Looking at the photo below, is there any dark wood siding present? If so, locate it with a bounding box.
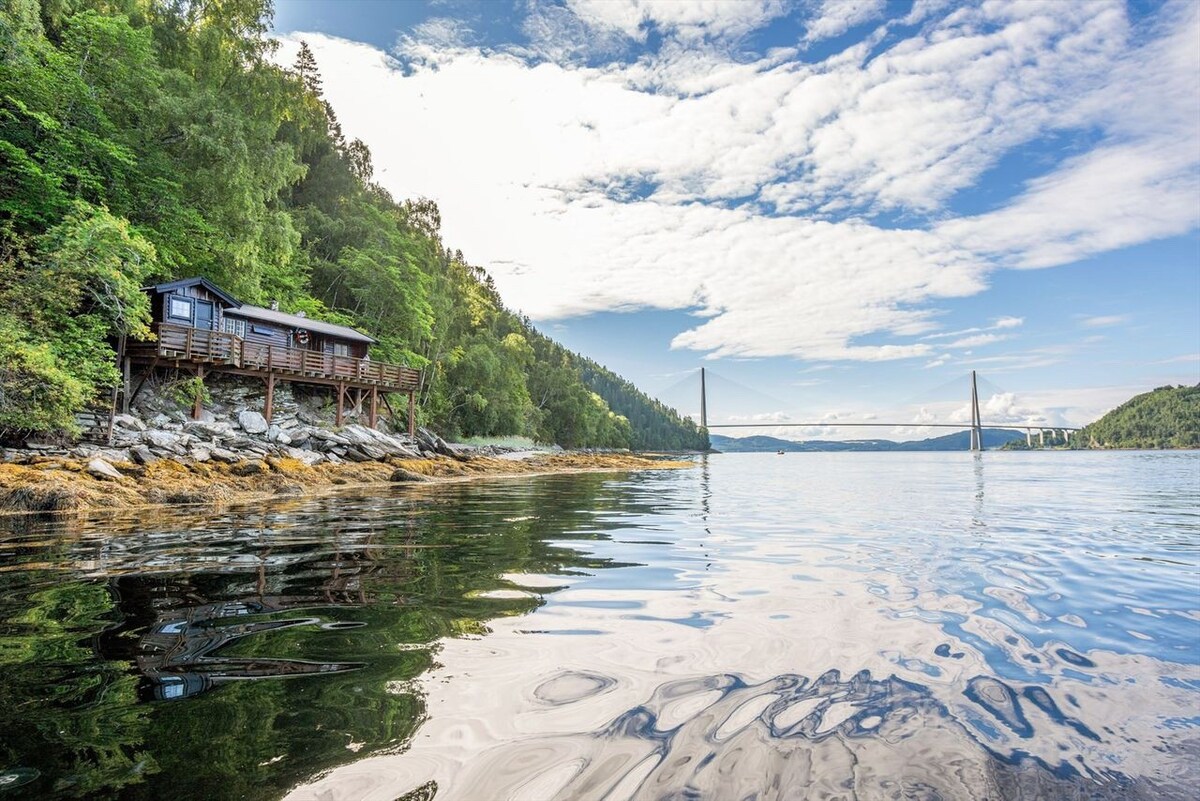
[153,285,234,332]
[225,314,291,348]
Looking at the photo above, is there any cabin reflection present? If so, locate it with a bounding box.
[94,519,411,702]
[136,596,365,702]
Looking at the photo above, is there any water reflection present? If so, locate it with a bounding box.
[0,454,1196,801]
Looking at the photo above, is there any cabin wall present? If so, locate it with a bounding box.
[224,313,291,348]
[152,286,232,331]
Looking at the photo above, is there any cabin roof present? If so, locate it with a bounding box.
[226,304,377,344]
[147,277,241,307]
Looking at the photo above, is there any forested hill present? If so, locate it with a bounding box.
[1074,385,1200,449]
[0,0,707,450]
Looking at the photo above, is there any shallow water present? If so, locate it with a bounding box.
[0,452,1197,800]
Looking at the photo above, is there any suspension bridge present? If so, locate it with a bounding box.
[660,369,1079,451]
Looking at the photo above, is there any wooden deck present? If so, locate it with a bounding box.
[130,323,421,393]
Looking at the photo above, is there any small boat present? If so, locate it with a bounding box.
[776,449,785,455]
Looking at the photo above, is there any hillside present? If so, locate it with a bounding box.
[0,0,704,450]
[1074,385,1200,449]
[710,429,1025,452]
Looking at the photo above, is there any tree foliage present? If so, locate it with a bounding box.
[1074,384,1200,449]
[0,0,707,449]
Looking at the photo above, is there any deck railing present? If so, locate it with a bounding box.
[140,322,420,392]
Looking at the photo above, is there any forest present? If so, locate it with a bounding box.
[1073,384,1200,449]
[0,0,708,450]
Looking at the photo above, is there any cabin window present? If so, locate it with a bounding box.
[168,295,193,322]
[332,342,351,357]
[221,317,246,338]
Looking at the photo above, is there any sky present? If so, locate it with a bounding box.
[271,0,1200,439]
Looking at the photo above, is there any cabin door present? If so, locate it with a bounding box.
[194,300,214,331]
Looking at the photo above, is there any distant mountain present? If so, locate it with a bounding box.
[1073,384,1199,449]
[709,429,1025,453]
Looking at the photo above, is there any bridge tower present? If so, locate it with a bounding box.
[700,367,708,429]
[969,370,983,451]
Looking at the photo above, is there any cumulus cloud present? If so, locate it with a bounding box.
[275,0,1199,364]
[802,0,888,43]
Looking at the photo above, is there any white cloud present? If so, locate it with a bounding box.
[943,333,1010,349]
[276,0,1199,365]
[565,0,790,43]
[802,0,887,43]
[1079,314,1130,328]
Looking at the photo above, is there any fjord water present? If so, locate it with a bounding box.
[0,453,1196,800]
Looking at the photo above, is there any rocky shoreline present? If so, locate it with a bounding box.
[0,411,690,516]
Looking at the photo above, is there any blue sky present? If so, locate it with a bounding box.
[272,0,1199,437]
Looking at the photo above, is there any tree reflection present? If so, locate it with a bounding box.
[0,473,646,800]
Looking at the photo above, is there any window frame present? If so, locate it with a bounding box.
[167,295,194,323]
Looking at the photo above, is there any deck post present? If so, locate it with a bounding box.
[336,383,345,426]
[264,373,275,424]
[184,327,194,360]
[192,366,206,420]
[369,387,378,428]
[407,390,416,437]
[121,353,131,414]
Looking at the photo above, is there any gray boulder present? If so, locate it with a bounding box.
[144,430,182,450]
[238,410,269,434]
[184,420,234,439]
[113,414,146,431]
[86,458,123,481]
[210,447,241,464]
[130,446,158,465]
[267,425,292,445]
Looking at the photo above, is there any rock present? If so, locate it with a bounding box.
[231,460,267,476]
[282,447,324,466]
[210,447,241,464]
[189,447,211,463]
[195,409,217,423]
[390,467,430,482]
[86,458,123,481]
[340,425,377,446]
[130,446,158,465]
[144,430,182,451]
[184,420,234,439]
[238,410,269,434]
[267,425,292,445]
[114,414,147,431]
[312,430,350,446]
[149,413,172,428]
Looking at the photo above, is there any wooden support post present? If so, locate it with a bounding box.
[355,387,363,416]
[264,373,276,424]
[336,383,345,426]
[369,387,378,428]
[407,390,416,437]
[121,354,131,414]
[193,366,206,420]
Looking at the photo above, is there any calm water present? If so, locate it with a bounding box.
[0,452,1197,800]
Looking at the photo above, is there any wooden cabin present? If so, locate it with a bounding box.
[126,277,420,431]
